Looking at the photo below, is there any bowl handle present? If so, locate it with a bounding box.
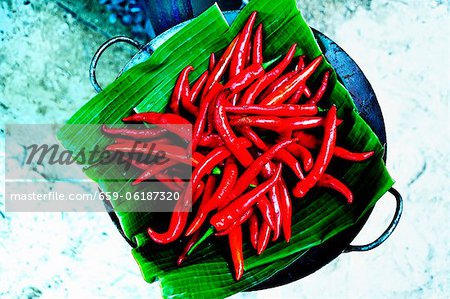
[344,187,403,252]
[89,36,142,93]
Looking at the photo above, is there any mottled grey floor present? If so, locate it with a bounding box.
[0,0,449,298]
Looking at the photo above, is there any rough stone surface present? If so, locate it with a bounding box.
[0,0,449,298]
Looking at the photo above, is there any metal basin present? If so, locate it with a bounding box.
[90,10,403,291]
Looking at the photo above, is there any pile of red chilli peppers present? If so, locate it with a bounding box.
[102,12,374,280]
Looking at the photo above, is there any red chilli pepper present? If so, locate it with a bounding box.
[192,139,251,194]
[293,131,321,149]
[253,23,263,65]
[189,70,209,104]
[209,53,216,72]
[224,63,264,94]
[230,11,257,77]
[170,65,194,114]
[256,195,276,231]
[215,207,254,237]
[154,173,184,192]
[192,152,205,167]
[193,181,205,202]
[286,143,314,171]
[261,160,276,178]
[241,43,297,105]
[293,131,374,161]
[304,86,312,98]
[278,179,292,242]
[228,139,297,200]
[257,221,271,255]
[259,71,296,100]
[246,38,252,67]
[102,125,167,139]
[191,146,230,191]
[236,126,304,179]
[106,141,187,155]
[122,112,191,141]
[268,185,282,241]
[198,134,224,148]
[113,137,137,144]
[214,91,254,167]
[207,158,239,212]
[180,72,207,117]
[205,36,239,91]
[228,11,257,107]
[147,190,190,244]
[177,230,201,265]
[287,85,307,104]
[236,130,302,179]
[122,157,182,191]
[230,116,324,132]
[204,175,219,200]
[106,143,190,166]
[238,130,303,179]
[334,147,374,161]
[235,126,267,150]
[181,83,198,116]
[210,164,282,232]
[275,149,304,179]
[205,94,217,135]
[123,112,190,125]
[248,213,259,249]
[307,70,331,105]
[292,57,312,98]
[317,174,354,203]
[228,226,244,281]
[186,158,239,236]
[296,55,306,71]
[186,175,216,233]
[293,106,337,197]
[184,175,218,236]
[192,83,223,150]
[131,160,178,185]
[225,104,318,116]
[260,56,323,105]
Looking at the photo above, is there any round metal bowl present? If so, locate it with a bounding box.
[91,10,403,291]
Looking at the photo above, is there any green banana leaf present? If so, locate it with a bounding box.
[57,0,394,298]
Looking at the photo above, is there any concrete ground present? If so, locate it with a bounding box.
[0,0,449,298]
